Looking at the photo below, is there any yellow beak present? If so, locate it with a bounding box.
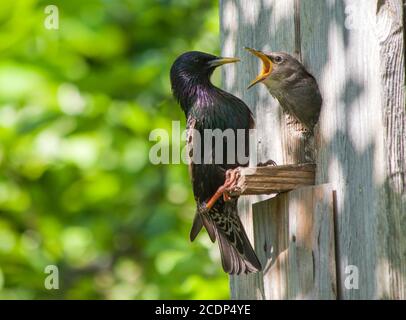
[245,47,273,89]
[208,57,240,67]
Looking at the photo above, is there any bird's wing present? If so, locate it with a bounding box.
[187,116,218,242]
[189,211,203,241]
[217,90,255,165]
[186,117,204,241]
[186,117,196,183]
[190,211,216,242]
[199,212,216,242]
[207,200,261,274]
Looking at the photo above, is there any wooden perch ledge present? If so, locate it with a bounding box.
[228,163,316,196]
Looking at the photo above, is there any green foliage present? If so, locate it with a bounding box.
[0,0,229,299]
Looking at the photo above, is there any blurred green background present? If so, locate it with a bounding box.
[0,0,229,299]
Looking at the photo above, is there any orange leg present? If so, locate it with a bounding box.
[205,169,240,210]
[205,185,227,210]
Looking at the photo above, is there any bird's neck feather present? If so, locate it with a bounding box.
[174,74,217,114]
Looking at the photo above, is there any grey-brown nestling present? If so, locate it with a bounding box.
[246,47,322,130]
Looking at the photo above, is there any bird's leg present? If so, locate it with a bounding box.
[257,159,277,167]
[222,169,240,201]
[204,161,276,211]
[205,185,228,210]
[223,192,232,202]
[205,168,241,210]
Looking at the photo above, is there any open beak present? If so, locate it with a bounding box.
[245,47,273,89]
[208,57,240,67]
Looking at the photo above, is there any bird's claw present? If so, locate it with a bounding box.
[204,168,241,210]
[257,159,277,167]
[223,193,231,202]
[223,168,241,199]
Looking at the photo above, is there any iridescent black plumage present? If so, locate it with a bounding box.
[170,51,261,274]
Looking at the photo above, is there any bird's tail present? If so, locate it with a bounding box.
[207,202,262,275]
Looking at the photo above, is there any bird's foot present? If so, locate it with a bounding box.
[257,159,277,167]
[222,168,241,200]
[204,168,241,210]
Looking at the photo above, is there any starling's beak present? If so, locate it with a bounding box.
[208,57,240,68]
[245,47,273,89]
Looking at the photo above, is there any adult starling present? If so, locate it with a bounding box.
[170,51,261,274]
[245,48,322,130]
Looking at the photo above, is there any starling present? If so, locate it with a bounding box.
[245,47,322,130]
[170,51,261,274]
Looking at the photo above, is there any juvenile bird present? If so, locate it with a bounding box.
[170,51,261,274]
[245,48,322,130]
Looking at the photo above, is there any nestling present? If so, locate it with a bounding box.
[246,47,322,130]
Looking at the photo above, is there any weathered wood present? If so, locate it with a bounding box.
[221,0,405,300]
[231,164,315,195]
[221,0,295,298]
[301,0,405,299]
[221,0,299,299]
[251,184,336,300]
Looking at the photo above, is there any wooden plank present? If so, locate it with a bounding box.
[252,184,337,299]
[233,164,316,195]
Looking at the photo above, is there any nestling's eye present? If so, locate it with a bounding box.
[273,56,283,63]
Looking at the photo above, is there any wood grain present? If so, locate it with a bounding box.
[301,0,405,299]
[231,164,316,195]
[221,0,405,300]
[221,0,296,299]
[253,184,336,299]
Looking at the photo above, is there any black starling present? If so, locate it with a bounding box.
[246,48,322,130]
[170,51,261,274]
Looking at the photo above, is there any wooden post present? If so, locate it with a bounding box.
[252,184,336,299]
[220,0,405,299]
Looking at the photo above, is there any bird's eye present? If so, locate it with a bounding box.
[273,56,283,63]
